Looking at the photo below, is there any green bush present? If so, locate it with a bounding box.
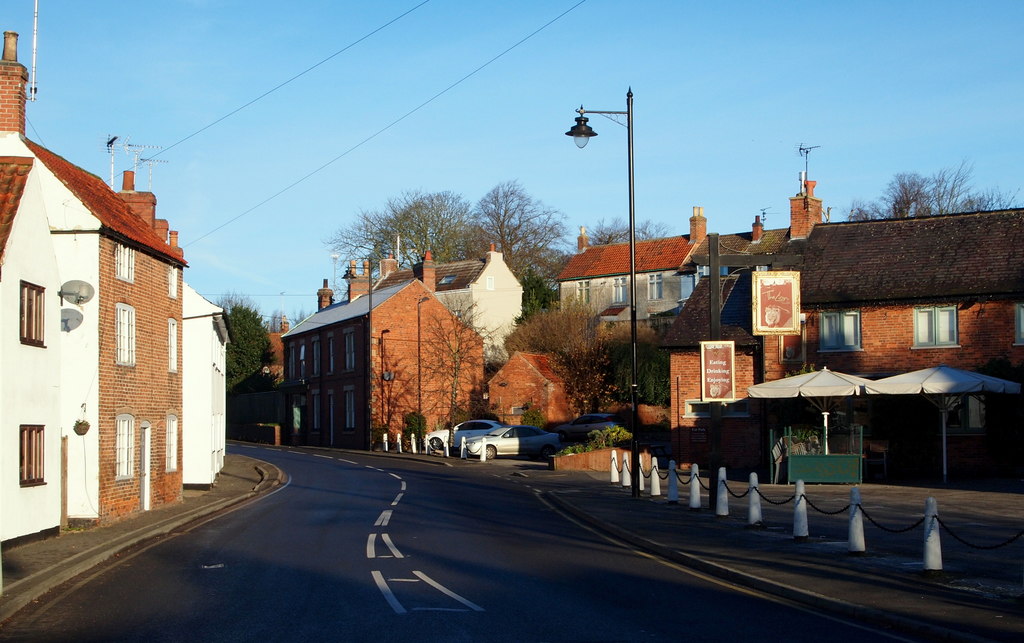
[521,407,546,429]
[556,426,632,456]
[403,412,426,443]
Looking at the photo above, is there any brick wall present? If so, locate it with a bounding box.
[488,354,572,426]
[97,237,183,520]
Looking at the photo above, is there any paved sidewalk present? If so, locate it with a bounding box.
[3,446,1023,642]
[0,453,284,624]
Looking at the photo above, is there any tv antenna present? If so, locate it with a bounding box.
[798,143,820,176]
[123,139,161,175]
[758,207,773,226]
[104,135,124,188]
[139,157,169,190]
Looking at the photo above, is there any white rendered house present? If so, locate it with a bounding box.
[182,284,229,488]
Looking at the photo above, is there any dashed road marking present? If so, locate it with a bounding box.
[375,510,393,527]
[391,492,404,506]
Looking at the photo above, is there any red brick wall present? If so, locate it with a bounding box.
[487,354,572,426]
[97,238,183,520]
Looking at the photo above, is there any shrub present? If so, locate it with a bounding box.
[556,426,632,456]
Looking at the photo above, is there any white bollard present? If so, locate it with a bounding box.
[639,460,646,492]
[849,487,865,554]
[689,463,701,511]
[793,479,809,541]
[924,497,942,572]
[715,467,729,517]
[650,460,662,497]
[383,433,389,453]
[621,453,631,489]
[747,472,763,527]
[667,460,679,503]
[460,436,467,459]
[479,438,487,462]
[411,438,417,454]
[397,438,403,454]
[610,449,620,484]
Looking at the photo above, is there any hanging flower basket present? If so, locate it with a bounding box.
[73,419,90,436]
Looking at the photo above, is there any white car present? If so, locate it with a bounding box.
[426,420,508,453]
[464,425,561,460]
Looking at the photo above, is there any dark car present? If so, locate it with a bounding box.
[552,413,621,441]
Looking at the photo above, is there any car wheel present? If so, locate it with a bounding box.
[540,444,556,458]
[485,444,497,460]
[428,436,445,452]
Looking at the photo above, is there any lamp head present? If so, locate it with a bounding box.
[565,112,597,148]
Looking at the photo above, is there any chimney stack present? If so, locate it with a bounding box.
[752,215,764,242]
[118,169,158,228]
[280,314,290,333]
[789,178,822,239]
[689,206,706,245]
[0,31,28,135]
[346,259,369,302]
[577,226,590,252]
[380,253,398,279]
[317,278,334,310]
[413,250,436,292]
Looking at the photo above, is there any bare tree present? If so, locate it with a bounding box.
[587,217,672,245]
[472,180,569,279]
[420,301,485,431]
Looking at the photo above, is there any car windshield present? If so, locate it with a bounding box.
[486,427,509,437]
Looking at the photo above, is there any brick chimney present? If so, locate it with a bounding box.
[280,314,290,333]
[346,259,369,302]
[317,278,334,310]
[0,32,27,135]
[789,178,823,239]
[577,226,589,252]
[380,253,398,279]
[689,206,706,245]
[118,170,157,228]
[413,250,436,292]
[484,242,501,265]
[751,215,764,242]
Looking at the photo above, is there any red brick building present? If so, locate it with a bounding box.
[281,259,484,449]
[488,352,572,426]
[663,180,1024,478]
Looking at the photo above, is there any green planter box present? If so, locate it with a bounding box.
[788,454,861,484]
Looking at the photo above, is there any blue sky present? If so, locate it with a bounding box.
[9,1,1023,320]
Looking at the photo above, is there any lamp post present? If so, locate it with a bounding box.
[566,88,641,499]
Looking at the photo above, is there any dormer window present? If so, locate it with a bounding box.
[438,275,456,286]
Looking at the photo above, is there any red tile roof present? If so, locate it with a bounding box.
[518,352,562,384]
[557,236,693,281]
[24,140,185,265]
[0,156,33,264]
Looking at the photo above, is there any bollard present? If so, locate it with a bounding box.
[689,463,701,511]
[793,479,809,542]
[667,460,679,503]
[849,486,865,554]
[411,438,417,455]
[383,433,389,453]
[715,467,729,517]
[747,472,763,527]
[397,438,403,454]
[479,438,487,462]
[621,453,631,489]
[923,496,942,572]
[638,460,646,492]
[610,449,620,484]
[650,460,661,497]
[460,436,467,459]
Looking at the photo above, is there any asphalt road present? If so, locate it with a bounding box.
[0,445,920,642]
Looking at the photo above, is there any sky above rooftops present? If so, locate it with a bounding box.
[8,1,1023,320]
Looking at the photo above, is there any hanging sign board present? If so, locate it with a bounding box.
[752,271,801,335]
[700,341,736,402]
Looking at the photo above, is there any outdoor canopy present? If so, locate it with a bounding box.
[747,367,873,455]
[864,365,1021,482]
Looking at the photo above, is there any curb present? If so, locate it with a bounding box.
[544,491,996,643]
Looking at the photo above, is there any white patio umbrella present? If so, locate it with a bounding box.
[748,367,873,454]
[864,365,1021,482]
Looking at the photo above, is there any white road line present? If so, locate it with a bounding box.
[371,571,407,614]
[412,571,484,612]
[400,481,407,491]
[366,466,385,472]
[381,533,404,559]
[366,533,377,559]
[410,607,473,612]
[391,492,404,506]
[389,472,402,480]
[375,510,393,527]
[338,458,357,464]
[313,454,332,459]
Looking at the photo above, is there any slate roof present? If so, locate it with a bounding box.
[800,209,1024,305]
[24,140,185,265]
[661,272,758,348]
[684,227,794,270]
[0,156,33,264]
[557,235,693,281]
[377,257,487,292]
[283,283,406,338]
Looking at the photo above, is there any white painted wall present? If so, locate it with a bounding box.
[435,250,521,362]
[182,284,227,487]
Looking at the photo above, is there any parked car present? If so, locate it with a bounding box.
[425,420,508,453]
[551,413,621,441]
[464,425,561,460]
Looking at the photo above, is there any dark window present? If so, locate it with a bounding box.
[20,425,44,486]
[20,281,45,347]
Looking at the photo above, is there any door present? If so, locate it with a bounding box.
[140,422,151,511]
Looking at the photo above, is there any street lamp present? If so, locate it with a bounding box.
[566,88,641,499]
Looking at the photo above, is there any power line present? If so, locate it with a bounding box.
[186,0,588,246]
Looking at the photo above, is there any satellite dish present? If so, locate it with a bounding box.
[59,280,95,305]
[61,308,84,332]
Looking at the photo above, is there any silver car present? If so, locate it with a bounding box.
[426,420,507,453]
[465,425,561,460]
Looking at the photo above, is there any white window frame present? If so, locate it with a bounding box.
[612,276,628,304]
[486,276,495,290]
[299,343,307,378]
[327,334,335,373]
[168,266,179,299]
[914,305,958,348]
[116,304,137,366]
[116,414,135,479]
[647,273,663,300]
[312,338,321,376]
[115,243,135,282]
[165,415,178,471]
[344,329,356,371]
[1015,303,1024,345]
[576,280,591,303]
[311,390,321,431]
[168,318,178,372]
[344,386,356,431]
[820,310,861,351]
